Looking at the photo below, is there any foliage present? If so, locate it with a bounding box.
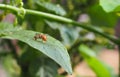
[0,0,119,77]
[100,0,120,12]
[35,0,66,16]
[79,45,116,77]
[0,22,72,74]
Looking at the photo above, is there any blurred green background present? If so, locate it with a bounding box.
[0,0,119,77]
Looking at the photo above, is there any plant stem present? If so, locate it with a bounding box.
[0,4,119,45]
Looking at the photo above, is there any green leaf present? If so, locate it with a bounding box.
[10,0,22,7]
[45,20,79,48]
[79,44,96,58]
[29,57,58,77]
[0,23,72,74]
[2,55,21,77]
[0,22,20,32]
[100,0,120,12]
[0,22,21,37]
[79,44,114,77]
[36,1,66,16]
[88,5,118,27]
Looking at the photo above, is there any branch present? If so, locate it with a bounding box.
[0,4,119,45]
